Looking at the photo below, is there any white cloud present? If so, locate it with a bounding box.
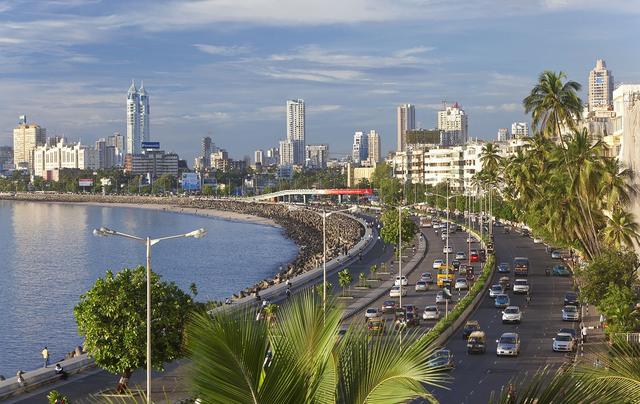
[309,104,341,114]
[469,103,521,113]
[261,68,365,83]
[193,44,251,56]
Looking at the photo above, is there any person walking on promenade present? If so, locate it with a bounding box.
[42,347,49,368]
[582,325,588,343]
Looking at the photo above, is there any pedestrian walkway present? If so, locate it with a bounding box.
[576,302,608,367]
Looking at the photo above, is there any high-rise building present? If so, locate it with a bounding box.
[13,116,46,171]
[437,102,468,146]
[126,80,151,155]
[124,150,178,178]
[397,104,416,152]
[367,130,381,165]
[0,146,13,169]
[497,128,509,142]
[286,99,305,164]
[202,136,212,168]
[266,147,280,166]
[589,59,614,112]
[106,132,124,167]
[254,149,264,165]
[511,122,529,138]
[352,131,369,164]
[305,144,329,168]
[279,140,295,166]
[32,139,99,178]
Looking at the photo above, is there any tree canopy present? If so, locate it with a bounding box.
[380,208,417,245]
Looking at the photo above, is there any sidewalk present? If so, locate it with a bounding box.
[576,302,608,366]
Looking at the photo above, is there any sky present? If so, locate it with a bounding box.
[0,0,639,162]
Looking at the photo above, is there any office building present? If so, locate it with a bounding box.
[367,130,381,165]
[13,116,46,171]
[497,128,509,142]
[511,122,529,138]
[124,150,178,178]
[589,59,614,112]
[0,146,13,169]
[397,104,416,152]
[437,102,468,146]
[352,131,368,164]
[32,139,99,178]
[305,144,329,168]
[254,149,264,165]
[286,99,305,165]
[126,80,151,155]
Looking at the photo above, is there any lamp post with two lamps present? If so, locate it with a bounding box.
[92,226,207,404]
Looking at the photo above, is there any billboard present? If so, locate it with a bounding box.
[181,172,201,191]
[79,178,94,187]
[141,141,160,149]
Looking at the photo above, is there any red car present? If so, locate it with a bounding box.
[470,253,479,262]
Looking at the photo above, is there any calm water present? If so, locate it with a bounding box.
[0,200,297,377]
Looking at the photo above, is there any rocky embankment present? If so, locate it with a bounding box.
[0,194,364,300]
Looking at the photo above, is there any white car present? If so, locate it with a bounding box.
[435,291,447,304]
[562,305,580,321]
[512,279,530,295]
[415,280,428,291]
[422,305,440,320]
[433,259,444,269]
[489,284,504,298]
[395,275,408,286]
[496,333,520,357]
[421,272,434,284]
[553,332,576,352]
[466,235,474,243]
[365,307,380,319]
[454,278,469,290]
[443,246,453,254]
[440,231,448,241]
[455,252,466,260]
[502,306,522,324]
[533,237,543,244]
[389,286,407,298]
[432,222,441,229]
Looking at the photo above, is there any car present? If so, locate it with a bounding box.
[390,286,407,298]
[495,294,510,308]
[470,252,479,262]
[466,235,475,243]
[443,245,453,254]
[454,278,469,290]
[395,275,408,286]
[553,332,576,352]
[564,291,579,306]
[367,318,385,335]
[440,231,448,241]
[365,307,381,319]
[462,320,481,339]
[489,284,504,298]
[422,305,440,320]
[551,250,563,259]
[432,222,441,229]
[562,305,580,321]
[451,260,461,270]
[553,264,571,276]
[455,252,466,260]
[435,291,449,304]
[427,349,454,369]
[404,304,417,314]
[559,328,578,343]
[421,272,434,284]
[502,306,522,324]
[381,300,396,313]
[496,332,521,356]
[415,280,428,291]
[497,262,511,273]
[499,276,511,290]
[449,224,458,232]
[533,237,543,244]
[433,259,444,269]
[512,279,530,295]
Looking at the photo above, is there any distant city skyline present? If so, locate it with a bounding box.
[0,1,638,162]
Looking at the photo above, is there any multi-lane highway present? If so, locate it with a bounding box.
[431,226,576,403]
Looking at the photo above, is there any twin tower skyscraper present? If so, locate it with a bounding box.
[126,80,150,155]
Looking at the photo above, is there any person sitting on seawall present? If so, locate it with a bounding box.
[55,363,68,380]
[16,370,25,387]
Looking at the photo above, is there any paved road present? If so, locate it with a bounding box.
[431,227,577,403]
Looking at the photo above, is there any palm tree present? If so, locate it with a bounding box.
[602,208,640,248]
[187,291,448,403]
[338,268,353,297]
[369,264,378,280]
[480,142,502,179]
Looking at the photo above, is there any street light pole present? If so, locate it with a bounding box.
[93,227,206,404]
[398,205,402,310]
[323,209,327,316]
[445,181,449,318]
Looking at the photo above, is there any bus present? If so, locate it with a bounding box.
[420,216,432,228]
[513,257,530,277]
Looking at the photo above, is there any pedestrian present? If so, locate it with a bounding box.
[16,370,24,386]
[286,279,292,288]
[582,326,588,343]
[599,313,605,328]
[526,292,531,305]
[54,363,67,380]
[42,346,49,368]
[286,288,291,299]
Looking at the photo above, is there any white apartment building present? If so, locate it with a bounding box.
[32,139,99,178]
[13,118,46,171]
[367,130,381,166]
[352,131,368,164]
[511,122,529,138]
[279,139,295,166]
[286,99,305,165]
[397,104,416,152]
[305,144,329,168]
[497,128,509,142]
[438,102,468,145]
[254,149,264,165]
[589,59,614,112]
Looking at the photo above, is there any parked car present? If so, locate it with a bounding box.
[489,284,504,298]
[433,259,444,269]
[502,306,522,324]
[553,265,571,276]
[454,278,469,290]
[381,300,396,313]
[395,275,408,286]
[497,262,511,273]
[552,332,576,352]
[365,307,380,319]
[415,280,428,291]
[564,291,579,306]
[462,320,481,339]
[421,272,434,284]
[427,349,454,369]
[495,294,510,308]
[496,332,520,356]
[562,305,580,321]
[422,305,440,320]
[390,286,407,298]
[455,251,466,260]
[512,279,530,295]
[551,250,563,259]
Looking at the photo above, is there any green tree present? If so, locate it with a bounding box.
[47,390,70,404]
[202,184,214,196]
[576,249,639,306]
[369,264,378,280]
[338,268,353,296]
[74,266,194,390]
[187,291,446,403]
[598,284,639,335]
[358,271,366,287]
[602,208,640,249]
[380,208,417,245]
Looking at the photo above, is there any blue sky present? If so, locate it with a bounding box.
[0,0,638,162]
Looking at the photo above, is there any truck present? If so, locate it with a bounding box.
[513,257,530,277]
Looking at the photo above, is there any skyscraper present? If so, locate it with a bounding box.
[352,131,369,164]
[254,149,264,165]
[13,116,46,172]
[305,144,329,168]
[367,130,381,165]
[202,136,212,168]
[588,59,614,112]
[286,99,305,164]
[126,80,151,155]
[437,102,468,146]
[511,122,529,138]
[397,104,416,152]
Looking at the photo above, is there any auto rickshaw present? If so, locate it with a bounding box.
[467,330,486,354]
